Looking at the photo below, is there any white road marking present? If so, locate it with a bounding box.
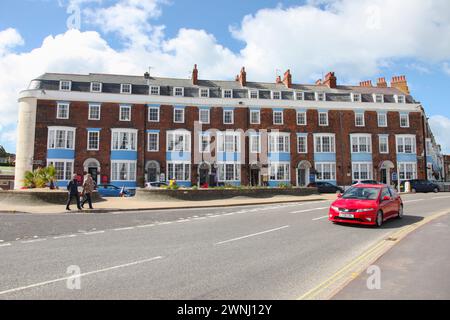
[290,207,329,214]
[83,231,105,235]
[431,196,450,200]
[403,199,425,203]
[192,217,206,220]
[215,225,290,245]
[312,216,329,221]
[0,256,163,296]
[137,224,156,228]
[158,221,173,225]
[0,243,11,248]
[53,235,77,239]
[21,238,47,244]
[113,227,135,231]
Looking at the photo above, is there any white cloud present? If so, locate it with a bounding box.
[0,28,24,56]
[429,115,450,154]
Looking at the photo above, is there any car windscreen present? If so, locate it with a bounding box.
[342,187,380,200]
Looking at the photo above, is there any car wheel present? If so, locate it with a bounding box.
[397,205,403,219]
[433,187,439,193]
[411,188,416,194]
[376,211,383,227]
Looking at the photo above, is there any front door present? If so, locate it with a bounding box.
[148,168,158,183]
[380,168,387,184]
[250,169,260,186]
[297,168,308,187]
[199,169,209,185]
[88,167,98,185]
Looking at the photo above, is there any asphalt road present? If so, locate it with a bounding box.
[0,193,449,299]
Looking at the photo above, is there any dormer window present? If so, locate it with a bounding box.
[315,92,325,101]
[59,80,72,91]
[295,92,304,101]
[351,93,361,102]
[374,94,384,103]
[249,90,259,99]
[395,95,405,103]
[90,82,102,93]
[199,88,209,98]
[120,84,132,94]
[174,87,184,97]
[150,86,160,95]
[223,89,233,99]
[271,91,281,100]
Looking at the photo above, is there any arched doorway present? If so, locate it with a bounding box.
[198,162,211,186]
[146,161,160,183]
[83,158,101,185]
[297,160,312,187]
[379,160,395,185]
[250,163,262,186]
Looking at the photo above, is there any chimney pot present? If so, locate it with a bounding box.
[391,75,410,94]
[238,67,247,87]
[324,71,337,88]
[282,69,292,88]
[192,64,199,85]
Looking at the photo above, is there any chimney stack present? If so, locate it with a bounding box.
[323,72,337,88]
[192,64,198,85]
[276,75,282,84]
[315,79,322,85]
[359,80,373,87]
[391,75,410,94]
[377,77,387,88]
[282,69,292,88]
[238,67,247,87]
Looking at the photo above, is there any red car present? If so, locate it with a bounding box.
[328,184,403,227]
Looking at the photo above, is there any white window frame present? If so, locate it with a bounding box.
[350,134,372,153]
[250,110,260,124]
[199,109,210,124]
[395,95,406,104]
[249,134,261,153]
[56,102,70,119]
[47,159,74,181]
[268,132,290,153]
[111,160,136,181]
[379,135,389,154]
[273,110,284,125]
[315,162,336,181]
[396,135,416,154]
[249,90,259,99]
[90,82,102,93]
[222,89,233,99]
[315,92,325,101]
[297,111,307,126]
[271,91,281,100]
[314,133,336,153]
[148,107,160,122]
[217,131,241,153]
[167,161,191,182]
[269,162,290,181]
[88,103,101,120]
[119,105,131,121]
[400,113,410,128]
[120,83,132,94]
[217,162,241,182]
[87,131,100,151]
[167,130,191,152]
[199,134,211,153]
[351,93,361,102]
[147,132,159,152]
[377,113,387,127]
[355,112,365,127]
[173,108,185,123]
[150,86,160,96]
[199,88,210,98]
[352,162,373,181]
[59,80,71,91]
[398,162,417,180]
[47,127,76,150]
[297,135,308,154]
[223,109,234,125]
[318,111,329,126]
[295,91,304,101]
[373,93,384,103]
[173,87,184,97]
[111,128,137,151]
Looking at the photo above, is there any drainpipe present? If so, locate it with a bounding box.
[421,106,428,181]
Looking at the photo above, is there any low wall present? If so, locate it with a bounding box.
[0,189,102,205]
[136,187,318,202]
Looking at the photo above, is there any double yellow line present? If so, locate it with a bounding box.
[298,210,449,300]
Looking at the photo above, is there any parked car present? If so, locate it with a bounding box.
[352,180,380,185]
[307,182,344,194]
[97,184,133,197]
[145,181,168,188]
[397,180,439,193]
[329,184,403,227]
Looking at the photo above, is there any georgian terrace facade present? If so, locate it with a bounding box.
[14,66,435,189]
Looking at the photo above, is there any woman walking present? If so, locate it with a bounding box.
[81,173,95,210]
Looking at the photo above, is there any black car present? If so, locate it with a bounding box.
[307,182,344,194]
[400,180,440,193]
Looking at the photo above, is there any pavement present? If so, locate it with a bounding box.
[0,193,449,299]
[0,193,332,214]
[333,212,450,300]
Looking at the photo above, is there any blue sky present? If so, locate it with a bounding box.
[1,0,450,154]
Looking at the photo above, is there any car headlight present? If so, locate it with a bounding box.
[355,208,375,212]
[330,206,339,212]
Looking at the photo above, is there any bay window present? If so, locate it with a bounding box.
[111,129,137,151]
[167,131,191,152]
[350,134,372,153]
[352,162,373,180]
[217,132,240,153]
[396,135,416,154]
[398,162,417,180]
[218,162,240,182]
[167,162,190,181]
[47,160,73,181]
[315,162,336,181]
[268,133,290,153]
[111,161,136,181]
[314,134,335,153]
[48,127,75,149]
[269,162,290,181]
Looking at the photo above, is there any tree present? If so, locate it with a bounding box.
[0,145,7,157]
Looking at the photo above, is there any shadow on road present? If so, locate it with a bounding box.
[334,214,424,230]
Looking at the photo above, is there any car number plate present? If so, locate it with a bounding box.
[339,213,354,218]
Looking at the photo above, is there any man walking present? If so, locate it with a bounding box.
[81,173,95,209]
[66,174,82,211]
